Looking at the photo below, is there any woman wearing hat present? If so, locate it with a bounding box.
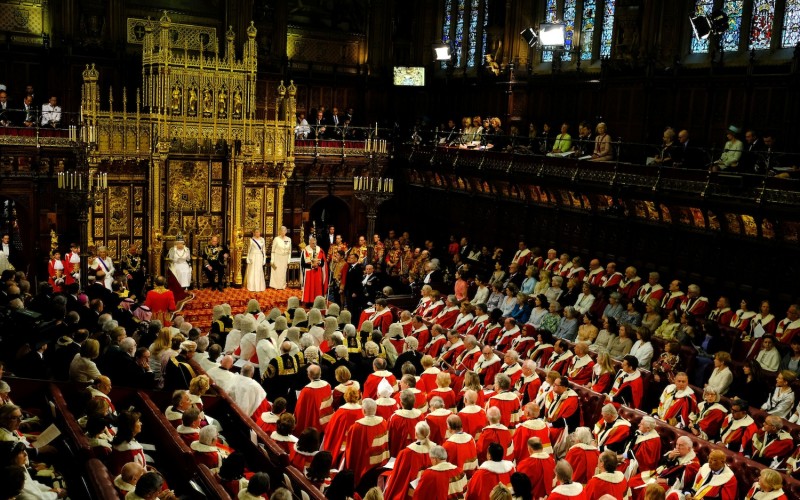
[711,125,743,172]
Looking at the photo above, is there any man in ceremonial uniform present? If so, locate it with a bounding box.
[517,437,555,498]
[600,262,623,290]
[343,253,365,318]
[495,318,521,352]
[412,445,467,500]
[431,295,461,330]
[265,341,300,407]
[661,280,687,314]
[681,284,710,317]
[682,450,737,500]
[497,350,523,387]
[294,364,333,434]
[618,266,643,302]
[637,271,665,305]
[163,340,197,392]
[512,403,551,462]
[474,345,502,385]
[423,324,448,358]
[776,304,800,344]
[511,241,532,268]
[348,235,368,264]
[584,258,605,286]
[368,298,393,333]
[442,415,478,476]
[544,339,574,375]
[383,422,432,500]
[388,390,424,457]
[439,330,467,369]
[749,415,794,466]
[585,450,628,499]
[629,436,700,500]
[465,442,514,500]
[655,372,698,425]
[718,398,757,454]
[607,355,644,409]
[345,398,390,482]
[566,341,594,385]
[120,244,146,299]
[364,357,397,399]
[547,460,586,500]
[485,373,521,429]
[201,235,229,291]
[708,296,735,326]
[300,236,326,304]
[593,403,631,453]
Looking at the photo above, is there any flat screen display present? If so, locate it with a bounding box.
[393,67,425,87]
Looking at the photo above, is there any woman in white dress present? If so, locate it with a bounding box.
[93,246,115,290]
[269,226,291,290]
[245,229,267,292]
[167,237,192,289]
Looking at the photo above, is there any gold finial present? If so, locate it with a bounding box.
[226,25,235,41]
[247,21,257,38]
[160,10,171,25]
[277,80,286,97]
[287,80,297,97]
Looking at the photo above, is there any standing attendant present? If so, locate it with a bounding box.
[202,235,229,291]
[168,237,192,290]
[302,236,326,304]
[245,229,266,292]
[270,226,292,290]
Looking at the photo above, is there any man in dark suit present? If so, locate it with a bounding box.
[15,95,37,127]
[15,341,49,378]
[343,253,364,318]
[320,225,336,254]
[675,130,706,169]
[309,110,327,139]
[362,264,380,307]
[741,128,767,173]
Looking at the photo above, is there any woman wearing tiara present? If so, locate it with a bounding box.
[269,226,292,290]
[245,228,267,292]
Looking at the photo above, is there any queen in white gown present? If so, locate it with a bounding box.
[269,225,291,290]
[167,238,192,288]
[245,229,267,292]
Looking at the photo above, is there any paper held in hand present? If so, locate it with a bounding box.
[32,423,61,449]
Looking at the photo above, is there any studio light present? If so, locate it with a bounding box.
[690,9,728,40]
[539,23,566,48]
[434,42,452,61]
[520,27,538,48]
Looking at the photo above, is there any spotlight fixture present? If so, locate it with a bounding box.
[434,42,452,61]
[690,9,728,40]
[539,23,567,48]
[520,27,538,48]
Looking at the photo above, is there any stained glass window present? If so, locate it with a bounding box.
[562,0,577,61]
[580,0,597,60]
[721,1,744,52]
[783,0,800,47]
[441,0,489,69]
[542,0,559,62]
[600,0,616,57]
[749,0,775,49]
[690,0,715,53]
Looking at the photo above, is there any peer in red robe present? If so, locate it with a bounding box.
[144,284,177,326]
[629,446,700,500]
[545,386,580,445]
[564,443,600,485]
[423,331,448,358]
[412,460,467,500]
[176,424,200,447]
[750,428,795,465]
[548,482,587,499]
[485,390,521,429]
[388,408,424,457]
[377,395,401,421]
[584,470,627,500]
[689,398,728,441]
[363,365,398,400]
[566,352,595,386]
[383,440,432,500]
[608,363,644,409]
[369,303,394,334]
[458,403,487,439]
[620,427,661,475]
[744,482,788,500]
[592,414,631,453]
[425,407,452,445]
[465,456,514,500]
[517,447,556,499]
[476,422,514,462]
[443,431,479,476]
[321,402,363,465]
[512,417,552,462]
[294,375,334,435]
[516,370,542,405]
[498,362,523,388]
[433,302,460,330]
[345,413,390,481]
[473,350,502,386]
[301,241,327,304]
[656,382,698,425]
[686,460,737,500]
[428,387,457,411]
[719,411,758,454]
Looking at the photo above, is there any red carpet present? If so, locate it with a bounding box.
[176,287,302,330]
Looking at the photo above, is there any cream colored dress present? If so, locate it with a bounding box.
[269,235,292,289]
[245,237,266,292]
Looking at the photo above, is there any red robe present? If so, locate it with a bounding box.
[425,409,452,445]
[190,441,226,471]
[719,414,757,453]
[629,451,700,500]
[144,287,177,326]
[688,464,737,500]
[434,306,460,330]
[692,402,728,441]
[414,297,432,317]
[776,317,800,344]
[176,425,200,447]
[301,245,327,303]
[293,380,333,434]
[567,355,595,386]
[511,248,531,267]
[592,417,631,452]
[476,424,514,462]
[453,314,474,335]
[321,403,363,464]
[485,391,521,428]
[584,268,603,286]
[258,411,280,435]
[411,326,431,350]
[345,415,390,480]
[529,343,554,364]
[656,385,698,424]
[457,405,487,439]
[545,389,580,444]
[466,315,489,340]
[465,461,514,500]
[440,341,467,367]
[498,363,523,388]
[482,323,503,346]
[516,374,542,405]
[681,296,710,318]
[384,441,432,500]
[543,351,573,375]
[473,354,502,386]
[609,369,644,409]
[518,452,556,498]
[751,430,795,463]
[744,484,789,500]
[443,432,478,476]
[618,277,642,302]
[388,409,424,457]
[512,418,552,462]
[376,397,401,423]
[547,482,587,500]
[412,462,468,500]
[422,300,445,321]
[363,370,398,400]
[601,272,623,290]
[423,335,448,358]
[419,367,441,394]
[394,387,428,412]
[584,471,627,500]
[590,370,614,394]
[564,443,600,485]
[109,441,146,475]
[495,327,521,352]
[289,445,316,473]
[622,430,661,474]
[368,308,394,334]
[661,291,687,313]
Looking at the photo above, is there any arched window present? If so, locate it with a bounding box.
[441,0,490,69]
[580,0,598,60]
[599,0,617,57]
[721,0,745,51]
[691,0,716,53]
[783,0,800,47]
[542,0,560,62]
